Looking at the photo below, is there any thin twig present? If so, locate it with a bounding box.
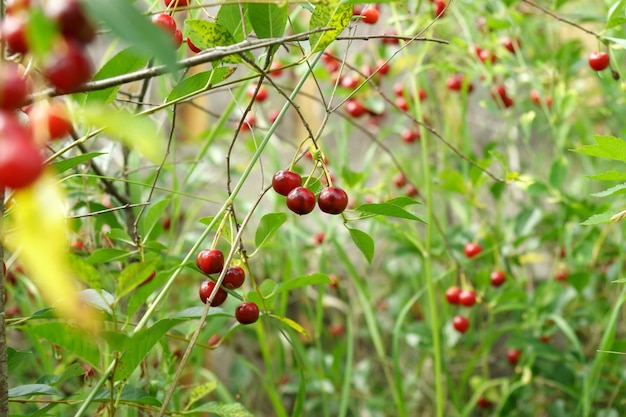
[521,0,599,37]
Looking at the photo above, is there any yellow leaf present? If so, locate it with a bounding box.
[3,172,97,328]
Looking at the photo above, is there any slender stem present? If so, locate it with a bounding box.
[521,0,599,37]
[0,187,7,417]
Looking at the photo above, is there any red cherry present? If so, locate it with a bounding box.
[207,334,221,347]
[490,270,506,287]
[452,315,470,333]
[247,85,268,102]
[164,0,189,7]
[588,51,609,71]
[376,60,390,75]
[29,100,73,141]
[463,242,482,259]
[44,40,93,93]
[196,249,224,274]
[393,172,407,188]
[6,305,21,317]
[286,186,316,215]
[477,397,493,409]
[2,261,6,275]
[458,290,476,307]
[502,37,521,54]
[445,286,461,304]
[0,63,30,110]
[187,37,201,53]
[345,99,367,118]
[199,280,228,306]
[173,29,183,49]
[477,49,496,64]
[328,323,345,336]
[0,135,44,189]
[447,74,473,92]
[1,14,29,54]
[381,30,400,45]
[339,75,360,90]
[151,13,177,36]
[361,7,379,24]
[404,184,419,197]
[492,84,514,108]
[239,113,256,132]
[555,268,568,281]
[46,0,95,44]
[223,266,245,289]
[433,0,447,17]
[272,170,302,196]
[401,128,421,143]
[5,0,30,15]
[235,301,260,324]
[395,96,409,111]
[506,348,522,365]
[313,231,325,244]
[269,61,283,77]
[318,186,349,215]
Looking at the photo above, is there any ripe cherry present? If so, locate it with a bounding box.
[247,85,268,102]
[269,61,283,77]
[286,186,316,215]
[361,7,379,24]
[401,128,421,143]
[458,290,476,307]
[272,170,302,196]
[463,242,482,259]
[239,113,256,132]
[445,286,461,304]
[492,84,514,108]
[477,397,493,409]
[44,40,93,93]
[151,13,177,36]
[196,249,224,274]
[477,48,496,64]
[490,270,506,287]
[199,280,228,306]
[502,37,521,54]
[555,268,568,281]
[447,74,473,92]
[433,0,447,17]
[588,51,609,71]
[46,0,95,44]
[452,315,470,333]
[318,186,349,215]
[173,29,183,49]
[29,100,73,141]
[393,172,407,188]
[313,231,325,245]
[164,0,189,7]
[339,75,360,90]
[0,63,31,110]
[0,135,44,189]
[223,266,245,289]
[235,301,260,324]
[1,14,29,54]
[506,348,522,365]
[395,96,409,111]
[187,37,201,53]
[345,99,367,118]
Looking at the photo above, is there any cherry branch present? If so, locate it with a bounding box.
[521,0,599,37]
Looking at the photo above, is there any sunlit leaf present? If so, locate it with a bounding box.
[268,314,308,337]
[308,2,352,53]
[248,3,288,39]
[186,381,218,410]
[254,212,287,249]
[25,322,100,366]
[572,135,626,162]
[276,273,332,293]
[186,402,253,417]
[116,261,157,300]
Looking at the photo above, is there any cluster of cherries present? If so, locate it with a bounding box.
[153,0,203,53]
[446,242,508,334]
[272,169,349,216]
[195,248,259,325]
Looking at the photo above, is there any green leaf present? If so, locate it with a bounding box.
[36,363,84,386]
[549,156,568,189]
[184,20,247,63]
[348,228,374,264]
[276,273,332,294]
[139,199,170,240]
[217,4,250,43]
[116,261,157,300]
[254,212,287,249]
[248,3,288,39]
[78,289,114,314]
[68,254,102,290]
[166,67,235,103]
[8,348,32,373]
[86,248,131,264]
[603,36,626,50]
[581,209,623,225]
[51,152,106,174]
[355,202,425,222]
[246,279,278,307]
[94,385,161,406]
[268,314,308,337]
[308,2,352,53]
[24,9,56,60]
[25,322,100,366]
[8,384,61,398]
[587,171,626,181]
[572,135,626,162]
[187,402,254,416]
[106,228,134,245]
[83,0,178,73]
[86,47,150,104]
[439,169,467,194]
[591,183,626,198]
[186,381,218,410]
[81,105,165,164]
[385,196,422,207]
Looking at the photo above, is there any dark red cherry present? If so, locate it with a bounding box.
[286,186,316,215]
[223,266,245,289]
[235,301,260,324]
[196,249,224,274]
[317,186,349,215]
[199,280,227,306]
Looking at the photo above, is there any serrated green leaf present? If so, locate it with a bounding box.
[572,135,626,162]
[248,3,288,39]
[308,3,352,53]
[276,273,332,294]
[116,261,157,300]
[186,381,218,410]
[587,171,626,181]
[355,202,424,222]
[8,348,32,373]
[268,314,308,337]
[139,199,171,240]
[254,212,287,249]
[591,183,626,198]
[83,0,178,73]
[581,210,623,225]
[86,47,150,104]
[51,152,106,174]
[184,20,247,63]
[25,322,100,366]
[94,385,161,406]
[187,402,253,417]
[8,384,61,398]
[348,228,374,264]
[217,4,250,43]
[166,67,235,103]
[81,105,165,163]
[86,248,131,264]
[68,254,102,290]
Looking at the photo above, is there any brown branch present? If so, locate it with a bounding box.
[336,34,449,44]
[521,0,599,37]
